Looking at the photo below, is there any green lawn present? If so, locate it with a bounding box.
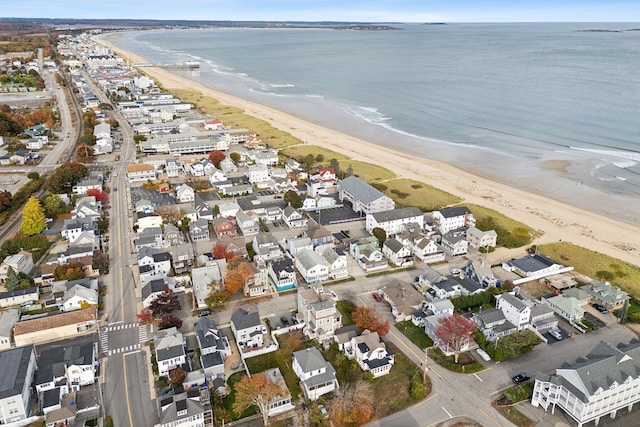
[336,300,356,326]
[374,178,462,212]
[396,320,433,349]
[467,203,538,248]
[539,242,640,298]
[244,348,303,400]
[222,372,258,420]
[428,347,484,373]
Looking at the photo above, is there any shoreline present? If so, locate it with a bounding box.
[96,34,640,267]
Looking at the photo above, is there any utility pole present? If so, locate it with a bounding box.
[423,347,429,383]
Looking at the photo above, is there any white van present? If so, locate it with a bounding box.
[476,348,491,362]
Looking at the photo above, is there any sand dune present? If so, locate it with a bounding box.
[97,35,640,267]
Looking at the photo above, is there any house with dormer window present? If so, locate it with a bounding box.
[347,330,394,378]
[292,347,339,401]
[282,206,307,228]
[154,327,186,377]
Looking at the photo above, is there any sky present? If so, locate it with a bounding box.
[4,0,640,22]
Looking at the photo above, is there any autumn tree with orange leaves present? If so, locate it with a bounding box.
[85,188,108,203]
[224,260,253,295]
[352,306,390,336]
[212,243,235,261]
[329,380,374,425]
[233,373,285,426]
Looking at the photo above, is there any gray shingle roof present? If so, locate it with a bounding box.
[293,347,330,374]
[0,345,34,399]
[338,175,388,204]
[372,207,423,223]
[231,306,261,331]
[438,206,471,218]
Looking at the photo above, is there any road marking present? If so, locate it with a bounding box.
[474,373,483,382]
[441,407,453,418]
[123,349,141,356]
[478,408,502,427]
[122,353,134,426]
[108,321,124,326]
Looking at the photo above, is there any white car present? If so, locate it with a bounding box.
[476,348,491,362]
[549,330,563,341]
[318,404,329,419]
[450,268,462,275]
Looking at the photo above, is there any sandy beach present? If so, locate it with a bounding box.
[98,35,640,267]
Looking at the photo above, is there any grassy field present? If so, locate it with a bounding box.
[467,203,539,248]
[171,89,301,149]
[279,145,350,163]
[539,242,640,298]
[342,160,397,182]
[374,178,462,212]
[244,345,303,400]
[336,300,356,326]
[492,402,535,427]
[396,320,434,349]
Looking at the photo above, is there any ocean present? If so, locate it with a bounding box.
[104,23,640,223]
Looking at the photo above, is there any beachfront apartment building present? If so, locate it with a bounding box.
[127,163,157,182]
[338,176,395,215]
[466,226,498,248]
[365,207,425,237]
[532,340,640,427]
[432,206,475,234]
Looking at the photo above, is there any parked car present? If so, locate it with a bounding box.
[592,303,608,314]
[318,404,329,419]
[549,330,563,341]
[330,290,338,301]
[476,348,491,362]
[450,268,462,275]
[280,316,289,326]
[198,310,211,317]
[512,373,530,384]
[372,293,382,302]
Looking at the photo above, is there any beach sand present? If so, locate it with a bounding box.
[98,36,640,267]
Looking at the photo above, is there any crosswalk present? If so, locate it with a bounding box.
[100,322,150,357]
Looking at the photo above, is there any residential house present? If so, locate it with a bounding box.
[415,266,444,294]
[246,148,278,166]
[258,368,295,417]
[135,211,163,232]
[194,195,215,221]
[252,233,283,264]
[212,217,237,239]
[61,218,96,242]
[462,259,498,288]
[380,279,424,322]
[154,327,186,377]
[0,251,34,284]
[0,287,39,308]
[170,243,195,273]
[218,201,240,218]
[294,249,329,284]
[349,236,388,272]
[175,184,195,203]
[305,223,334,248]
[298,289,342,344]
[432,206,475,234]
[235,211,259,236]
[530,303,559,332]
[412,299,455,327]
[138,248,172,279]
[191,260,226,309]
[35,335,97,395]
[425,312,473,356]
[542,295,585,323]
[347,330,395,378]
[288,236,313,257]
[246,164,270,183]
[189,219,210,242]
[412,236,445,263]
[157,388,213,427]
[159,225,182,248]
[441,231,468,256]
[165,159,183,178]
[365,207,424,236]
[0,309,19,350]
[532,340,640,427]
[282,206,308,228]
[135,227,164,251]
[563,287,592,307]
[56,244,95,265]
[382,238,413,267]
[267,259,297,292]
[142,278,177,308]
[9,149,30,165]
[292,347,339,401]
[243,263,269,297]
[72,178,102,196]
[135,199,155,214]
[582,280,630,310]
[72,197,102,221]
[13,308,97,347]
[230,306,264,350]
[0,345,37,424]
[195,318,231,380]
[189,159,215,177]
[337,175,395,215]
[214,237,248,260]
[466,226,498,249]
[127,163,157,182]
[495,293,531,331]
[321,247,348,280]
[60,284,98,312]
[502,254,570,279]
[474,308,517,342]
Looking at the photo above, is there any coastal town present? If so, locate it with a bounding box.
[0,24,640,427]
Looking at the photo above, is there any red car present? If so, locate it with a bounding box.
[372,293,382,302]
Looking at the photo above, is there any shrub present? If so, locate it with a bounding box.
[504,383,534,404]
[409,375,427,399]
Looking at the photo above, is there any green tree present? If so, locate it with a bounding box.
[27,172,40,180]
[22,196,46,235]
[5,266,19,291]
[230,152,241,163]
[302,153,315,168]
[42,194,68,217]
[284,190,302,209]
[315,154,324,162]
[372,228,387,248]
[346,164,354,177]
[329,158,341,176]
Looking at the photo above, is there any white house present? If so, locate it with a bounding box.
[0,250,34,284]
[154,327,186,377]
[294,249,329,284]
[495,293,531,331]
[412,236,445,263]
[349,237,388,272]
[466,226,498,249]
[366,207,424,237]
[347,330,394,378]
[127,163,157,182]
[382,238,413,267]
[320,247,348,280]
[337,176,394,215]
[532,340,640,427]
[175,183,195,203]
[292,347,339,401]
[542,295,585,323]
[0,345,37,424]
[230,306,264,351]
[246,165,270,183]
[441,231,468,256]
[61,284,98,312]
[282,206,308,228]
[432,206,475,234]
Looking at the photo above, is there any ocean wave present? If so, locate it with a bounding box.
[570,146,640,162]
[612,160,637,168]
[304,94,325,99]
[270,83,296,88]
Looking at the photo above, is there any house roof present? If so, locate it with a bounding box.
[338,175,388,204]
[546,295,584,316]
[499,293,528,312]
[372,207,423,223]
[419,266,443,284]
[476,308,506,327]
[270,258,295,275]
[201,351,224,369]
[34,335,95,386]
[0,345,35,399]
[510,254,559,273]
[437,206,472,219]
[231,306,261,331]
[154,328,184,362]
[296,248,328,270]
[293,347,331,374]
[159,391,209,424]
[563,287,592,301]
[383,238,405,254]
[14,308,97,336]
[382,279,424,315]
[127,163,155,173]
[0,309,19,337]
[142,278,168,301]
[194,317,227,351]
